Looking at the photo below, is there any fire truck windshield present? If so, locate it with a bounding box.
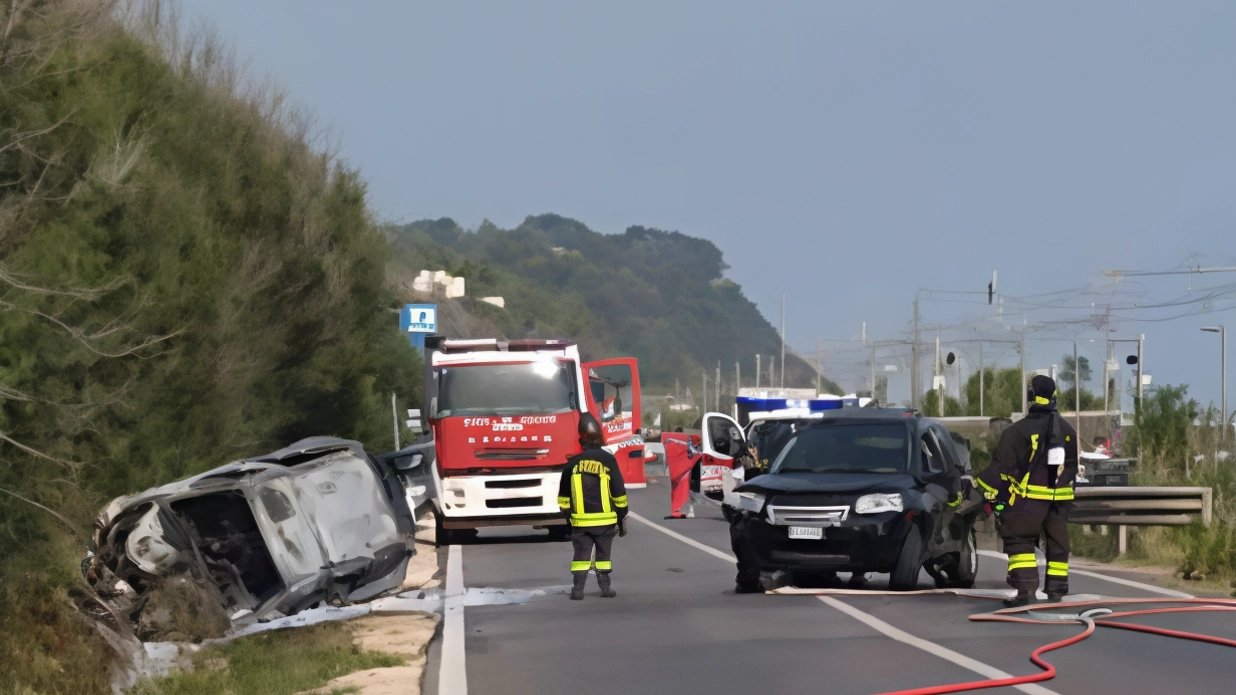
[437,361,577,417]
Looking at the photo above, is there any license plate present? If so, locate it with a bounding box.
[788,526,823,540]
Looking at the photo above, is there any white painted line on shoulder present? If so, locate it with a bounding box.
[816,596,1057,695]
[628,512,1059,695]
[439,544,468,695]
[977,549,1192,598]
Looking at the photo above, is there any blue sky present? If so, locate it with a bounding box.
[182,1,1235,411]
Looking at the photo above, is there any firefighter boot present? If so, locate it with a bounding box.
[597,573,616,598]
[1002,591,1034,609]
[570,573,587,601]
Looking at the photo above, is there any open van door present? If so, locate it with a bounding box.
[700,412,746,504]
[582,358,646,486]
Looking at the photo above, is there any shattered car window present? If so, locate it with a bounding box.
[255,480,325,580]
[770,423,909,474]
[260,487,297,523]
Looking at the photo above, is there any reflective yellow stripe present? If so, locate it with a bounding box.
[557,496,571,509]
[1007,553,1038,571]
[1035,396,1050,405]
[1047,561,1068,576]
[1023,485,1075,501]
[612,495,628,508]
[571,561,592,571]
[572,472,585,515]
[976,477,999,499]
[1003,472,1030,505]
[570,512,618,527]
[600,468,612,514]
[1029,433,1040,461]
[594,560,612,571]
[946,492,962,508]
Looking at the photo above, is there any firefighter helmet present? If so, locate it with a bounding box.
[579,413,604,447]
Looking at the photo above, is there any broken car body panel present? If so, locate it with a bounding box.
[87,438,415,630]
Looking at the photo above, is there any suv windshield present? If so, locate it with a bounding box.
[438,361,576,417]
[769,423,909,474]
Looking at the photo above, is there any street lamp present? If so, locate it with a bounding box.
[1201,326,1227,438]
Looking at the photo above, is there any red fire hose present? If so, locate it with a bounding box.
[871,597,1236,695]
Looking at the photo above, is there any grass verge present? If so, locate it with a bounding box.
[131,621,404,695]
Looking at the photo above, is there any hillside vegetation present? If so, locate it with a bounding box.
[0,3,418,691]
[389,216,840,394]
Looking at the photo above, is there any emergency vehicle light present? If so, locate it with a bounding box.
[739,395,851,413]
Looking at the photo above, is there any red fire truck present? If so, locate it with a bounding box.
[422,338,645,543]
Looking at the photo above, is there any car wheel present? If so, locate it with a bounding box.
[951,526,978,589]
[889,526,924,591]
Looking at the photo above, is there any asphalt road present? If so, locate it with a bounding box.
[425,479,1235,695]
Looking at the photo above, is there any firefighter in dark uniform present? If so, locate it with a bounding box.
[558,413,628,600]
[976,375,1078,607]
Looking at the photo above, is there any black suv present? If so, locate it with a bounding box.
[719,408,981,592]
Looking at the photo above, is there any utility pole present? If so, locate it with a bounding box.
[1136,334,1145,405]
[1202,326,1226,439]
[978,341,984,417]
[816,338,823,395]
[1020,321,1027,416]
[769,357,776,391]
[391,392,401,450]
[1107,338,1117,413]
[780,292,786,389]
[736,361,741,397]
[702,371,707,415]
[935,332,943,415]
[870,344,877,404]
[716,363,722,411]
[1074,342,1082,441]
[755,354,761,389]
[911,298,920,409]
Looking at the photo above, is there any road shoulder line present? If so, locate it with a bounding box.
[439,544,467,695]
[977,549,1192,598]
[628,512,1058,695]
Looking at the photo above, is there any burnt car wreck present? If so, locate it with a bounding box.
[84,438,416,637]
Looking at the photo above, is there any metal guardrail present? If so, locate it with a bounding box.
[1070,486,1213,527]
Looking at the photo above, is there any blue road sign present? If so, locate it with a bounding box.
[400,304,437,349]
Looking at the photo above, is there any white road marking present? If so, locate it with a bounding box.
[628,511,736,563]
[628,512,1059,695]
[977,549,1193,598]
[439,544,468,695]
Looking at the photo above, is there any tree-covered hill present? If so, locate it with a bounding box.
[388,215,841,394]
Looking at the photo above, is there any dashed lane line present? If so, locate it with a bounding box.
[627,512,1059,695]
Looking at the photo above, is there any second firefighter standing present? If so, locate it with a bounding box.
[558,414,628,600]
[976,375,1078,608]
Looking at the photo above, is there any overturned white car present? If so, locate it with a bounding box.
[84,437,416,635]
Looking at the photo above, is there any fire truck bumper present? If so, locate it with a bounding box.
[435,468,567,525]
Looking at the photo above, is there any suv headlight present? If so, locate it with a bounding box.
[855,493,903,514]
[735,491,765,513]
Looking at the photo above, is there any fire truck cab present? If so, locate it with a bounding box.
[422,338,644,543]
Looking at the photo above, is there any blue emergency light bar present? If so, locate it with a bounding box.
[736,395,854,412]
